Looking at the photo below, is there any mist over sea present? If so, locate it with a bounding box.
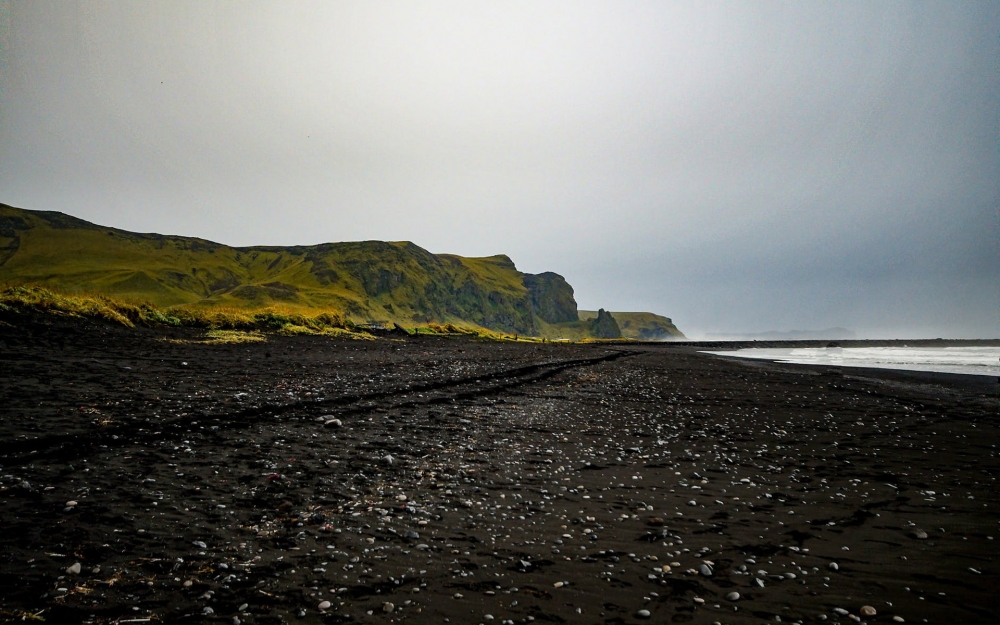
[702,346,1000,377]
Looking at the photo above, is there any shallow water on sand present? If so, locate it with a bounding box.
[702,346,1000,376]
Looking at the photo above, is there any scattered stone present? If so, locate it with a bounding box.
[860,606,876,617]
[318,600,331,610]
[66,562,81,575]
[694,597,705,604]
[381,455,395,466]
[698,563,713,577]
[892,617,905,623]
[829,562,839,571]
[636,609,651,619]
[323,418,342,428]
[725,592,740,601]
[383,602,395,613]
[553,581,564,588]
[192,541,207,549]
[833,608,849,616]
[65,501,78,507]
[913,530,928,540]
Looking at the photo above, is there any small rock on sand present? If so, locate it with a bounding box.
[698,564,713,576]
[318,600,331,610]
[829,562,839,571]
[636,609,651,619]
[725,592,740,601]
[66,562,81,575]
[913,529,928,539]
[382,602,395,613]
[860,606,877,616]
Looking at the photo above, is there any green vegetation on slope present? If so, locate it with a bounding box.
[0,203,684,338]
[579,310,685,340]
[0,204,553,334]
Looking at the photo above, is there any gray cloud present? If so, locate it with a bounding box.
[1,1,996,337]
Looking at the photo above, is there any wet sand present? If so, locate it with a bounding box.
[1,314,997,624]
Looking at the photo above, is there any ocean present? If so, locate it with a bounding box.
[701,346,1000,377]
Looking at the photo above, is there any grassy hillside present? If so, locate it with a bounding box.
[0,204,554,334]
[0,203,684,338]
[579,310,685,340]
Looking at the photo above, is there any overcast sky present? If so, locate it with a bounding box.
[1,1,996,338]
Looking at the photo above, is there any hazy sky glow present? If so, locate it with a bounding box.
[1,1,997,337]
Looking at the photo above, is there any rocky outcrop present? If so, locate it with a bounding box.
[523,272,578,324]
[590,308,622,339]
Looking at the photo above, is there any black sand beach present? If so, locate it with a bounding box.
[1,315,997,624]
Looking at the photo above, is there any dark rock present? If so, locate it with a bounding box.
[523,272,578,324]
[591,308,622,339]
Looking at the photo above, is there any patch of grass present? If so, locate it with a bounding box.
[0,285,163,327]
[204,329,266,343]
[0,285,356,335]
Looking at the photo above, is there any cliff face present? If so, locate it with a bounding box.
[522,272,578,324]
[590,308,623,339]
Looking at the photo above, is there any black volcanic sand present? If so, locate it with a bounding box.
[1,316,998,625]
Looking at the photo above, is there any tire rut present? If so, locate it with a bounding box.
[0,349,634,464]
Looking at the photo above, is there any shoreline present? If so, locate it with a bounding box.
[662,338,1000,349]
[696,351,1000,392]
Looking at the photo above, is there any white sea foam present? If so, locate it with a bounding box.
[701,346,1000,377]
